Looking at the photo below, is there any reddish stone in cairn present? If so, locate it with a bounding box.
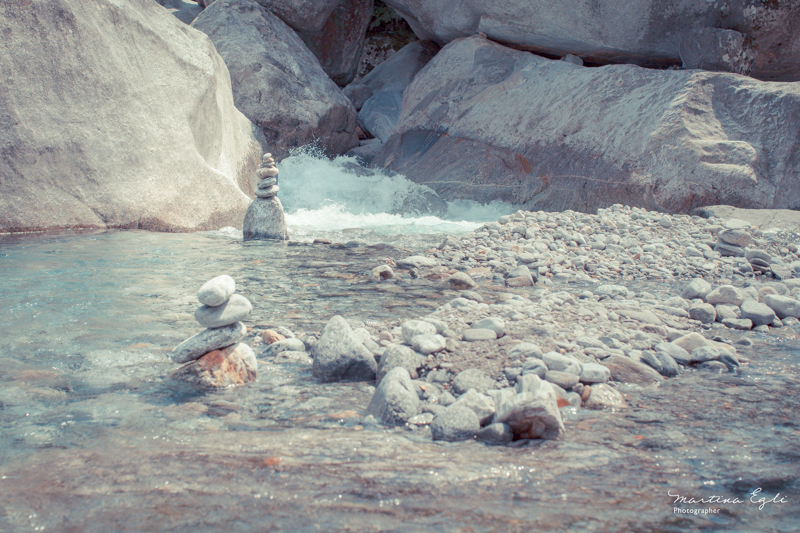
[170,343,257,388]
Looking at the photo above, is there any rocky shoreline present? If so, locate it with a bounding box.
[249,204,800,445]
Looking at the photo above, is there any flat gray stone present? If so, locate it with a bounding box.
[171,321,247,364]
[366,366,420,425]
[714,241,745,257]
[717,228,751,247]
[194,294,252,328]
[431,405,480,441]
[463,328,498,341]
[740,300,777,326]
[722,317,753,330]
[545,370,579,389]
[397,255,438,269]
[579,363,611,383]
[542,352,581,375]
[197,275,235,306]
[311,315,377,382]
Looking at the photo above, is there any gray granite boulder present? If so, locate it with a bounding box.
[192,0,358,159]
[197,275,236,306]
[740,300,777,327]
[367,367,420,425]
[452,368,497,395]
[0,0,262,233]
[381,0,800,81]
[311,315,377,382]
[295,0,373,86]
[374,36,800,213]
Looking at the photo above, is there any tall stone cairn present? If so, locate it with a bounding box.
[243,152,288,240]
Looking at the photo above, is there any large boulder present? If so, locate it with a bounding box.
[253,0,340,32]
[295,0,373,86]
[356,40,439,142]
[381,0,800,81]
[192,0,359,159]
[375,36,800,214]
[0,0,262,233]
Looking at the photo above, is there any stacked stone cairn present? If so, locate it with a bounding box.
[169,275,258,388]
[243,152,288,241]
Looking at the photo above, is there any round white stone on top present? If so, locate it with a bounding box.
[197,274,235,307]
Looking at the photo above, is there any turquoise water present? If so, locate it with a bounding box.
[0,154,798,531]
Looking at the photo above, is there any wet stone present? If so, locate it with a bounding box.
[476,422,513,444]
[261,337,306,358]
[431,405,480,442]
[194,294,253,328]
[170,343,257,388]
[740,300,777,326]
[171,322,247,364]
[602,355,663,385]
[584,383,626,409]
[197,275,235,307]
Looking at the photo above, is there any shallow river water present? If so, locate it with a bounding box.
[1,154,799,532]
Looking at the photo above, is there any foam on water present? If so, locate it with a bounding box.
[277,147,515,236]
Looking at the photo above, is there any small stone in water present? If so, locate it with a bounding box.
[431,405,480,442]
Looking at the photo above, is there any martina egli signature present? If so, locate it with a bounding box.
[669,489,788,511]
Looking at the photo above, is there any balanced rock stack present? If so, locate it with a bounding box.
[243,152,288,241]
[169,275,258,388]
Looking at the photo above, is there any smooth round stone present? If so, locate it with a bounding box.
[762,294,800,319]
[257,177,277,189]
[542,352,581,375]
[261,152,272,161]
[521,358,548,378]
[740,300,777,326]
[717,229,751,247]
[472,317,505,337]
[463,328,497,341]
[681,278,713,301]
[401,320,437,343]
[257,166,278,178]
[410,333,446,355]
[545,370,579,389]
[659,215,672,228]
[722,318,753,330]
[197,274,235,306]
[690,345,720,363]
[194,294,252,328]
[689,302,716,324]
[255,185,279,198]
[706,285,744,306]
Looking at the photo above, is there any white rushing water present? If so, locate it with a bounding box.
[278,147,515,238]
